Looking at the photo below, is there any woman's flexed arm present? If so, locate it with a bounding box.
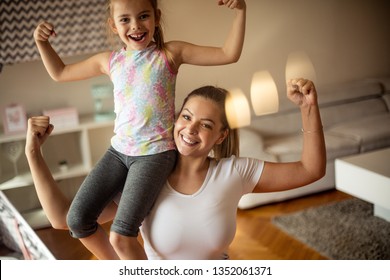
[25,117,117,229]
[254,78,326,193]
[25,116,70,229]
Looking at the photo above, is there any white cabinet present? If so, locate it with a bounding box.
[0,115,114,229]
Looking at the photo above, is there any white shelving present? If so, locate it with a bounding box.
[0,163,88,191]
[0,114,114,228]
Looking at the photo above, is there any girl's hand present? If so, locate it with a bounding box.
[217,0,246,10]
[287,78,318,108]
[25,116,54,156]
[34,21,56,42]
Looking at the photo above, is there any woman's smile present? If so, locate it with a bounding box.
[181,134,199,146]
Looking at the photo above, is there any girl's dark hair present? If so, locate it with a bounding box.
[179,86,240,160]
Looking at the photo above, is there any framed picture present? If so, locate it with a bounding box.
[2,104,27,135]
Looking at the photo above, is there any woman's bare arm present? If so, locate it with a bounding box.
[254,78,326,193]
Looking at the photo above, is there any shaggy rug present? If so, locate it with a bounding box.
[272,198,390,259]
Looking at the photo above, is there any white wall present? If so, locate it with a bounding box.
[1,0,390,125]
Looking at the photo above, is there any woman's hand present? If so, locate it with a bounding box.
[34,21,56,42]
[287,78,318,108]
[25,116,54,156]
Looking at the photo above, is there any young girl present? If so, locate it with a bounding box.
[25,78,326,259]
[33,0,246,259]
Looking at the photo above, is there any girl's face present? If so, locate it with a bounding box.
[109,0,159,50]
[174,96,228,158]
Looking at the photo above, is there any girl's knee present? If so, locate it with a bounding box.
[109,232,146,259]
[109,232,138,250]
[66,211,97,238]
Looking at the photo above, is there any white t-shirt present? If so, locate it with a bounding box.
[140,156,264,260]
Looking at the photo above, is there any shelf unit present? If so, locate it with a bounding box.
[0,114,114,229]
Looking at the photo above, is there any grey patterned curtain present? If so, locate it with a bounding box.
[0,0,111,72]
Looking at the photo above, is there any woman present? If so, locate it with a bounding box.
[25,78,326,259]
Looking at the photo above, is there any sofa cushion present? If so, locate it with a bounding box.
[249,110,303,137]
[327,114,390,152]
[382,91,390,110]
[320,98,388,128]
[250,95,387,138]
[239,128,278,162]
[264,132,360,162]
[377,77,390,91]
[276,79,383,112]
[319,79,383,105]
[264,134,303,162]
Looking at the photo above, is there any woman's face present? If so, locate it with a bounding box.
[174,96,227,157]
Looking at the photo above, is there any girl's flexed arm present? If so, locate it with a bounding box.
[167,0,246,67]
[34,21,111,82]
[217,0,246,63]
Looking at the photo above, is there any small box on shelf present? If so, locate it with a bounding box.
[42,107,79,129]
[91,84,115,121]
[1,104,27,135]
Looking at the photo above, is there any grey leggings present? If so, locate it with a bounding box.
[67,146,176,238]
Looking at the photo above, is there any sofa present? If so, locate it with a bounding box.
[238,77,390,209]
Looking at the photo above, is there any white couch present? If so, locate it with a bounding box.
[238,77,390,209]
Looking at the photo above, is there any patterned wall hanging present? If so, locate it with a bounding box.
[0,0,112,72]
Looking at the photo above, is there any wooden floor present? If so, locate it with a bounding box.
[35,189,351,260]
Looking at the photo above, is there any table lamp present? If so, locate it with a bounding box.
[250,71,279,116]
[225,88,251,129]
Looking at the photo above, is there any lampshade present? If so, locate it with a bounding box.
[285,51,317,83]
[225,88,251,129]
[250,71,279,116]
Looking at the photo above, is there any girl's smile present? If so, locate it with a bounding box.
[128,32,147,42]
